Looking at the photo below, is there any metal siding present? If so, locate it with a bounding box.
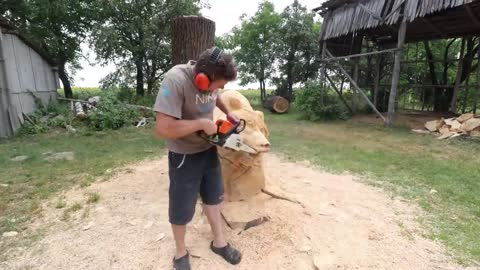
[30,48,49,92]
[2,35,22,94]
[13,35,36,93]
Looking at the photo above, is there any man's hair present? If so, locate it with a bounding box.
[195,47,237,81]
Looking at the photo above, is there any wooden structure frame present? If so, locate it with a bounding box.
[314,0,480,126]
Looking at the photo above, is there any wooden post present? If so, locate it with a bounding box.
[171,16,216,65]
[386,20,407,127]
[373,54,382,107]
[474,42,480,114]
[462,69,471,114]
[451,37,466,113]
[319,11,332,88]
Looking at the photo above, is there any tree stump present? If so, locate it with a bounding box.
[171,16,216,65]
[264,96,289,113]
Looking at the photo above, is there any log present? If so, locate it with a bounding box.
[263,96,289,113]
[171,16,215,65]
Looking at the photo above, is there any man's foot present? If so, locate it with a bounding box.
[210,241,242,265]
[173,252,190,270]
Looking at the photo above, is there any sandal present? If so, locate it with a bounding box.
[173,252,191,270]
[210,241,242,265]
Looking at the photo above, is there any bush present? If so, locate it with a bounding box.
[86,91,140,131]
[295,81,351,121]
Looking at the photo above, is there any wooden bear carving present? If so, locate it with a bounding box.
[214,90,271,202]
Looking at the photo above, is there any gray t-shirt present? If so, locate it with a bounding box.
[154,61,219,154]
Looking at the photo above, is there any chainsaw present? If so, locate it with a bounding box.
[199,119,257,154]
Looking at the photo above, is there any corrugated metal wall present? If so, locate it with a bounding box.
[0,31,59,137]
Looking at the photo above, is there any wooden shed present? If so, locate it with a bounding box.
[0,18,59,137]
[315,0,480,126]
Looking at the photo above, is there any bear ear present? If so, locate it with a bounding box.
[229,98,242,110]
[255,110,264,121]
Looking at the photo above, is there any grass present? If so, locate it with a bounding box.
[1,87,479,265]
[0,126,165,242]
[86,192,101,204]
[264,108,480,264]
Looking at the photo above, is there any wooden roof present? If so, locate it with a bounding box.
[315,0,480,44]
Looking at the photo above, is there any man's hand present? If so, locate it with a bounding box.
[226,112,240,124]
[200,119,218,136]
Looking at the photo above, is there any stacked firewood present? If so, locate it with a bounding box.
[413,113,480,140]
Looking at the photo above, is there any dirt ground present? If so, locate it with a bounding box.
[1,153,476,270]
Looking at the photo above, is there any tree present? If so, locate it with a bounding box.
[1,0,100,98]
[274,0,321,101]
[423,38,479,112]
[92,0,204,96]
[232,1,281,102]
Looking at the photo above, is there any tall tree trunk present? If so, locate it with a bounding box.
[135,58,144,96]
[58,62,73,99]
[171,16,215,65]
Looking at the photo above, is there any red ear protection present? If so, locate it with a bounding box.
[194,47,223,92]
[194,72,211,91]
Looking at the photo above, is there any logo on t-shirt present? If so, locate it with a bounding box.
[195,92,217,104]
[162,87,171,97]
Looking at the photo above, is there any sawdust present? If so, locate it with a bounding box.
[1,153,475,270]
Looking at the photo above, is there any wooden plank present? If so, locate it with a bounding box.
[386,20,407,127]
[325,48,386,122]
[322,47,398,62]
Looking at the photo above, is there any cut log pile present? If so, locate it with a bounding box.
[412,113,480,140]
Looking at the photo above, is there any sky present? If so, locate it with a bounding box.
[72,0,324,90]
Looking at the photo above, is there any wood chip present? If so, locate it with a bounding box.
[439,127,450,135]
[438,132,454,140]
[457,113,474,123]
[461,118,480,132]
[411,129,430,134]
[156,233,166,242]
[425,120,440,132]
[449,120,462,131]
[444,118,456,126]
[470,130,480,137]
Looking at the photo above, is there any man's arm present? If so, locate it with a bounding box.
[155,112,217,139]
[216,95,229,115]
[216,95,239,123]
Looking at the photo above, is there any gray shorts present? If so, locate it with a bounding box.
[168,147,224,225]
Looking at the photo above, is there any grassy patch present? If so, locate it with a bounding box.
[0,126,165,241]
[264,110,480,264]
[86,192,101,204]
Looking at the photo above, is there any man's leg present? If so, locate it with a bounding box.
[203,204,227,248]
[168,151,204,268]
[172,224,188,259]
[200,147,242,265]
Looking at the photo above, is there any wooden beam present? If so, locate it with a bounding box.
[325,48,386,122]
[325,74,354,114]
[321,48,398,62]
[465,5,480,29]
[386,20,408,127]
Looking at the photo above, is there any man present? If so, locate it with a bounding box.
[154,47,242,270]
